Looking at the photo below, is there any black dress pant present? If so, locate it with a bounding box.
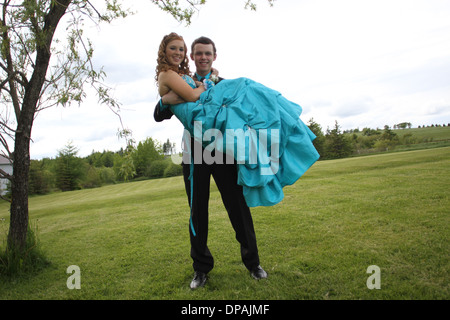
[182,147,260,274]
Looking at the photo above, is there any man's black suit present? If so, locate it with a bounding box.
[153,77,260,274]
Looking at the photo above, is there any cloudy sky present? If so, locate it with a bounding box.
[29,0,450,159]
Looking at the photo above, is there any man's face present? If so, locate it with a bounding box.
[190,43,217,76]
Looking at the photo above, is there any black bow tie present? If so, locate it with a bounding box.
[196,72,212,82]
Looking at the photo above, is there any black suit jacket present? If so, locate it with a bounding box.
[153,75,224,122]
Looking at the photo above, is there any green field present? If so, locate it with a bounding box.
[392,126,450,150]
[403,126,450,140]
[0,147,449,300]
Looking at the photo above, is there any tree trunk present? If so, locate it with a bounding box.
[8,54,49,251]
[8,122,32,251]
[7,0,72,252]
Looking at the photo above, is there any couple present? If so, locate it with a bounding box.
[153,33,319,289]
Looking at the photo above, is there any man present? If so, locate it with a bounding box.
[154,36,267,289]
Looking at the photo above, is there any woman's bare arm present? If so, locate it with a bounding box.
[158,70,205,102]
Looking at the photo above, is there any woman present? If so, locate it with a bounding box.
[156,32,319,208]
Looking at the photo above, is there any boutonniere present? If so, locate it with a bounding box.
[210,74,219,84]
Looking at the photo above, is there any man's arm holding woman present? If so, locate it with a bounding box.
[154,90,185,122]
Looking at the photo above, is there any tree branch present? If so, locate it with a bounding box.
[0,167,12,181]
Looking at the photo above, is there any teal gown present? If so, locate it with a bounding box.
[167,75,320,208]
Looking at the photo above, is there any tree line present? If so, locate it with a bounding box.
[25,138,182,196]
[307,119,443,160]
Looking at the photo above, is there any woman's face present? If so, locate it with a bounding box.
[165,39,185,67]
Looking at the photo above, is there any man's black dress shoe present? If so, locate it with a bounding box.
[250,265,268,280]
[190,271,207,289]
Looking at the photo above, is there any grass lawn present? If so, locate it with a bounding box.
[0,147,449,300]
